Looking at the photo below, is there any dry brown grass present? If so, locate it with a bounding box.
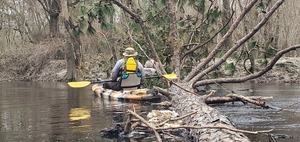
[0,37,66,81]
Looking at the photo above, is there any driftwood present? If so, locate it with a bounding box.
[127,110,163,142]
[125,107,272,142]
[205,93,273,108]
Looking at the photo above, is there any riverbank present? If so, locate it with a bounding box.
[1,41,300,84]
[1,56,300,84]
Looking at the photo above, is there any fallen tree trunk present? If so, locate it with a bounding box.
[205,93,273,108]
[123,109,272,142]
[171,86,252,142]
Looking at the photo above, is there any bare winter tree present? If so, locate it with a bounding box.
[38,0,61,37]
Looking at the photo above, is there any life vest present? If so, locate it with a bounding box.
[125,57,137,73]
[120,57,142,89]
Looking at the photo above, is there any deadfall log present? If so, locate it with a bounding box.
[205,93,272,108]
[171,86,251,142]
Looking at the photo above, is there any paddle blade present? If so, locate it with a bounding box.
[163,73,177,79]
[67,81,91,88]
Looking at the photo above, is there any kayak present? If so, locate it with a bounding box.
[92,84,161,102]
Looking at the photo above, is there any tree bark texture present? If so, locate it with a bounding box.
[38,0,60,37]
[66,36,77,81]
[171,85,250,142]
[166,0,181,78]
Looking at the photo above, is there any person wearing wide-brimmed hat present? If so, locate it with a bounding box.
[103,47,144,91]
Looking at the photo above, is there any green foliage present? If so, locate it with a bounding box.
[216,49,226,58]
[257,0,272,12]
[67,0,225,79]
[198,0,206,13]
[68,1,117,37]
[129,22,142,32]
[87,23,96,35]
[209,70,220,79]
[80,5,90,15]
[94,3,115,30]
[208,9,221,23]
[262,42,277,58]
[248,40,257,49]
[224,62,236,76]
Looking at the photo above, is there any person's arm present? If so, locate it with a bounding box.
[138,61,145,83]
[111,59,124,81]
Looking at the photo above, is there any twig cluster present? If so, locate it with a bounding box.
[125,109,273,142]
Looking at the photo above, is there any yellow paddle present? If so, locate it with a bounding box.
[67,73,177,88]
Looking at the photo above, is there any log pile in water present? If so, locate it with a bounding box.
[172,93,250,141]
[100,86,273,142]
[170,85,272,142]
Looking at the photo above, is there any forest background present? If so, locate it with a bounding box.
[2,0,300,141]
[0,0,300,87]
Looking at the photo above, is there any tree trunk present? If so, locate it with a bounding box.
[60,0,82,81]
[49,13,59,37]
[166,0,181,77]
[221,0,232,49]
[171,85,251,142]
[66,36,77,81]
[38,0,61,37]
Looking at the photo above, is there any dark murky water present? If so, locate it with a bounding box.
[0,82,300,142]
[212,83,300,142]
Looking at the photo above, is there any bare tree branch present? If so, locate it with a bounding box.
[38,0,51,14]
[184,0,259,82]
[193,44,300,87]
[111,0,167,75]
[127,110,162,142]
[180,12,235,61]
[189,0,285,85]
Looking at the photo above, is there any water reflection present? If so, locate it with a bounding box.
[0,82,300,142]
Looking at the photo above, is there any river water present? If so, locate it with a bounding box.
[0,82,299,142]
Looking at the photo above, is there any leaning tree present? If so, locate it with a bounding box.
[109,0,300,141]
[69,0,300,141]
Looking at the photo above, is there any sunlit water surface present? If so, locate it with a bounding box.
[0,82,299,142]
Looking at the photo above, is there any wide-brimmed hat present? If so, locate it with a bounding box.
[123,47,138,57]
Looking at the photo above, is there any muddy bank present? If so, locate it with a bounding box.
[7,59,300,84]
[0,40,299,83]
[1,56,300,83]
